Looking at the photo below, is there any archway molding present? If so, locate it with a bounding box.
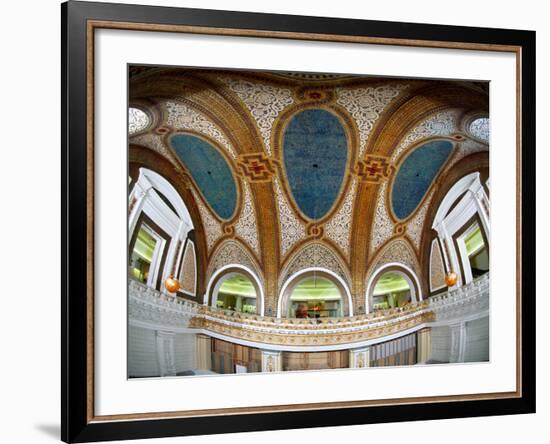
[365,262,422,313]
[205,264,265,316]
[277,267,353,318]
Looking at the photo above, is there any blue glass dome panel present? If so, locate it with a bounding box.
[283,109,348,220]
[391,140,453,220]
[171,134,237,220]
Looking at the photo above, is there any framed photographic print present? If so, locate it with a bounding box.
[61,1,536,442]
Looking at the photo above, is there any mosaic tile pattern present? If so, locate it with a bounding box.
[130,133,179,167]
[163,100,237,159]
[337,85,407,156]
[406,189,435,251]
[274,177,306,258]
[370,181,395,255]
[324,178,357,256]
[129,107,150,135]
[283,108,348,220]
[367,238,420,286]
[469,117,490,143]
[391,109,460,162]
[222,78,293,156]
[280,242,350,291]
[207,240,262,286]
[179,241,196,295]
[234,181,260,256]
[391,140,453,220]
[430,239,446,291]
[191,189,223,252]
[171,134,237,220]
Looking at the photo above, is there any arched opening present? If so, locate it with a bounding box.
[366,264,421,313]
[128,168,195,293]
[278,269,352,318]
[462,221,489,278]
[287,276,342,318]
[207,266,264,315]
[372,271,413,311]
[431,172,490,287]
[214,273,257,314]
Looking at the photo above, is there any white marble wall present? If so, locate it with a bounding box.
[128,325,160,378]
[128,325,197,378]
[463,316,490,363]
[429,315,489,363]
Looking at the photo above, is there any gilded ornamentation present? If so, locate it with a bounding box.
[391,109,460,162]
[234,182,260,256]
[163,100,237,159]
[129,274,489,348]
[325,178,357,256]
[355,155,393,183]
[369,181,394,255]
[274,177,306,257]
[370,110,462,255]
[222,78,294,156]
[406,189,434,251]
[130,133,179,167]
[280,242,350,291]
[469,117,490,143]
[207,240,262,286]
[430,239,446,291]
[128,107,150,135]
[237,152,274,182]
[454,137,487,160]
[191,189,223,252]
[179,241,197,295]
[336,84,407,156]
[367,238,420,286]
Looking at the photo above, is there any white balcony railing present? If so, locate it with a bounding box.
[128,273,489,347]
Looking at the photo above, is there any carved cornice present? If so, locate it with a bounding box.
[129,280,198,329]
[129,275,489,348]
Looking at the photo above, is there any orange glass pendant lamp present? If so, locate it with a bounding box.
[445,271,458,287]
[164,276,181,293]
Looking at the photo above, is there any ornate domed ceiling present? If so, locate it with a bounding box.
[129,66,489,315]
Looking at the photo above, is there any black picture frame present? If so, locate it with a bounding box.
[62,1,536,442]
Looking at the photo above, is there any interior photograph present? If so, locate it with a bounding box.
[127,67,490,377]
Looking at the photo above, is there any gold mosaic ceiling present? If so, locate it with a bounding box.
[128,67,489,315]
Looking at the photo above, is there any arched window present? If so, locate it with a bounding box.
[366,264,421,313]
[432,172,490,287]
[207,266,264,315]
[128,107,151,135]
[372,271,413,311]
[278,269,352,318]
[214,273,258,314]
[287,276,342,318]
[128,168,195,293]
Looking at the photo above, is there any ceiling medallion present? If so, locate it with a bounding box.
[154,126,172,135]
[394,224,406,235]
[297,87,334,103]
[355,155,394,183]
[222,224,235,235]
[237,152,275,182]
[306,223,324,238]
